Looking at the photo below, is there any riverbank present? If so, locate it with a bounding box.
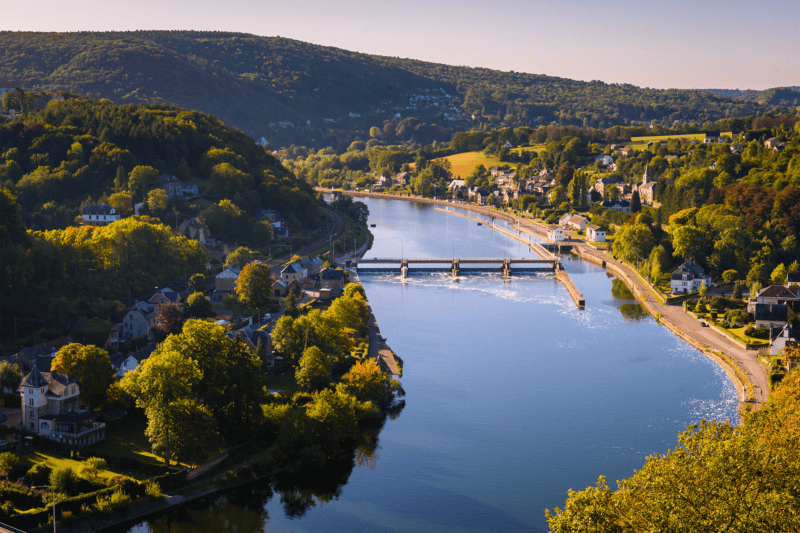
[334,190,767,411]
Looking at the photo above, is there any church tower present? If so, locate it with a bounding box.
[642,163,653,184]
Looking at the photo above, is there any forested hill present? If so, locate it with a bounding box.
[0,31,785,149]
[700,87,800,107]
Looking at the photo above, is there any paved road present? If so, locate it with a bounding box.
[267,206,346,268]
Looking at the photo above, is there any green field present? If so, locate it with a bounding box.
[630,133,707,143]
[438,151,501,179]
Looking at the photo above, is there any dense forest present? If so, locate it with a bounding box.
[0,92,321,352]
[0,31,788,149]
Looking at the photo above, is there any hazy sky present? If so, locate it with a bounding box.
[2,0,799,90]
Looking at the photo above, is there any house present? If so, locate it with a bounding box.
[122,301,158,340]
[280,262,307,284]
[215,265,242,294]
[595,155,614,166]
[619,147,635,157]
[755,304,788,330]
[558,214,572,226]
[215,310,234,321]
[601,199,631,213]
[563,214,589,231]
[19,366,105,446]
[503,141,513,148]
[148,288,181,308]
[177,218,211,243]
[378,175,392,186]
[273,227,289,241]
[255,210,283,229]
[594,177,622,197]
[586,225,606,243]
[81,205,120,226]
[272,278,289,297]
[395,172,412,186]
[788,272,800,286]
[110,344,156,378]
[704,136,718,144]
[547,225,565,243]
[770,324,798,357]
[157,174,182,198]
[320,268,345,290]
[180,183,199,198]
[730,143,743,154]
[204,242,230,264]
[299,257,324,277]
[755,285,800,305]
[765,137,781,149]
[670,259,711,294]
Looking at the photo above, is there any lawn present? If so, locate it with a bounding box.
[188,197,214,211]
[630,133,707,143]
[266,370,297,391]
[439,151,500,179]
[510,144,547,156]
[19,449,147,482]
[90,415,173,469]
[717,325,770,347]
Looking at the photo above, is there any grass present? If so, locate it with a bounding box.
[630,133,707,142]
[188,197,214,211]
[438,151,500,179]
[266,370,297,391]
[90,415,171,469]
[19,450,145,482]
[510,144,547,155]
[717,325,770,347]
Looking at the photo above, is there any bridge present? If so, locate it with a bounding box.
[356,257,559,276]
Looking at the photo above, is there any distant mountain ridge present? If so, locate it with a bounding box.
[699,87,800,107]
[0,31,789,148]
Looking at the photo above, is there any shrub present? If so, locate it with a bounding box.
[0,452,22,480]
[50,466,79,496]
[144,481,161,499]
[26,464,52,486]
[80,457,107,479]
[93,487,130,516]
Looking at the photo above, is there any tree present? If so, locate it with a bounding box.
[128,165,159,199]
[296,346,331,392]
[49,466,79,495]
[284,291,299,318]
[81,457,107,479]
[771,263,788,285]
[224,246,257,268]
[369,126,381,139]
[789,260,800,274]
[780,344,800,371]
[253,219,273,244]
[0,361,22,393]
[145,398,219,467]
[612,223,655,264]
[121,346,201,466]
[671,225,706,262]
[108,192,133,217]
[146,188,168,215]
[630,191,641,213]
[733,281,743,300]
[336,359,390,405]
[188,273,207,294]
[185,292,214,318]
[152,302,183,342]
[236,262,274,310]
[114,165,127,192]
[722,269,740,283]
[0,452,20,480]
[549,185,567,206]
[52,344,115,408]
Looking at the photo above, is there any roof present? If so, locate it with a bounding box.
[41,337,72,353]
[755,304,788,322]
[151,288,179,302]
[81,204,117,216]
[130,343,157,363]
[772,324,798,342]
[22,366,48,388]
[598,177,621,185]
[256,209,282,220]
[673,259,706,277]
[19,369,77,395]
[158,174,180,183]
[757,285,799,299]
[300,257,323,269]
[131,301,157,318]
[586,224,601,231]
[54,410,97,424]
[567,215,588,226]
[281,262,305,275]
[321,268,344,280]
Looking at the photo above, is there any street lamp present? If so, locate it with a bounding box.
[32,485,56,533]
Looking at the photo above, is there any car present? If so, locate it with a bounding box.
[262,314,271,322]
[700,321,709,327]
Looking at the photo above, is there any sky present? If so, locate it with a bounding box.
[2,0,799,90]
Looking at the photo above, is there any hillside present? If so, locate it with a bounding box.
[0,31,783,149]
[700,86,800,107]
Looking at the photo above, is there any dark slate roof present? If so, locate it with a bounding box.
[54,410,97,424]
[599,177,621,184]
[321,268,344,280]
[158,173,180,183]
[757,285,800,299]
[256,209,282,220]
[601,200,630,208]
[33,356,53,373]
[130,344,157,363]
[81,204,117,216]
[755,304,788,322]
[674,259,706,277]
[22,366,47,388]
[274,227,289,237]
[281,262,304,275]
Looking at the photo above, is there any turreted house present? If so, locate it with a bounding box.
[19,367,105,446]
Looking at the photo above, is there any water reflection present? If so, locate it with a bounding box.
[619,303,648,321]
[611,279,635,300]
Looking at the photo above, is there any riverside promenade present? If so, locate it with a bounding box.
[331,190,767,407]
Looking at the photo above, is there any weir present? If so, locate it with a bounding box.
[357,257,558,274]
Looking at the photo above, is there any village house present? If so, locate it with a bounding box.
[765,137,781,150]
[593,177,622,197]
[670,259,711,294]
[770,324,798,357]
[730,143,743,154]
[122,301,158,340]
[81,205,120,226]
[562,214,589,231]
[177,218,211,243]
[180,183,200,198]
[19,367,105,446]
[755,285,800,306]
[299,256,325,277]
[273,227,290,241]
[320,268,345,300]
[619,147,635,157]
[280,262,307,284]
[110,344,156,378]
[204,242,231,264]
[395,172,412,186]
[158,174,182,198]
[595,155,614,166]
[255,210,283,229]
[215,265,241,294]
[547,225,565,243]
[601,199,631,213]
[585,225,606,243]
[755,304,789,330]
[148,287,181,308]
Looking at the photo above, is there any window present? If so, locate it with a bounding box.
[71,386,75,395]
[29,398,33,406]
[30,410,34,418]
[30,422,34,430]
[41,422,48,429]
[28,388,32,394]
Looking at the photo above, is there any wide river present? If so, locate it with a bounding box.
[117,198,737,532]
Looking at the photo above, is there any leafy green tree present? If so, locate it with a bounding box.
[253,219,273,244]
[789,260,800,274]
[296,346,332,392]
[49,466,79,495]
[224,246,257,268]
[152,302,183,342]
[108,192,133,217]
[188,273,207,293]
[630,190,641,213]
[369,126,381,139]
[733,281,743,300]
[52,344,115,408]
[771,263,788,285]
[121,345,202,466]
[236,262,274,310]
[612,223,655,264]
[0,452,21,480]
[0,361,22,393]
[80,457,107,479]
[549,185,566,206]
[147,188,168,215]
[671,225,706,262]
[128,165,159,199]
[145,398,219,467]
[185,292,214,318]
[722,269,740,283]
[114,165,127,192]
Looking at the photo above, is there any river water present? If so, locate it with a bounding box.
[116,198,737,533]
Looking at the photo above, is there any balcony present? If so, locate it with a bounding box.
[48,422,105,438]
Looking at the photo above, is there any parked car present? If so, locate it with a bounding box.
[700,321,709,327]
[262,314,271,322]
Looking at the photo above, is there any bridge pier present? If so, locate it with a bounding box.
[502,259,512,277]
[451,259,460,277]
[401,259,409,278]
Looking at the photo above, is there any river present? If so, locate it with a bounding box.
[116,198,737,533]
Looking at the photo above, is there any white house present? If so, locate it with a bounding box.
[280,262,307,284]
[110,345,156,378]
[670,259,711,294]
[122,301,158,340]
[586,225,606,243]
[770,324,798,357]
[547,225,565,243]
[595,155,614,166]
[563,214,589,231]
[81,205,120,226]
[19,366,105,446]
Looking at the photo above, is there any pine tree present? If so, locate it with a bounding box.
[115,165,127,193]
[631,191,642,213]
